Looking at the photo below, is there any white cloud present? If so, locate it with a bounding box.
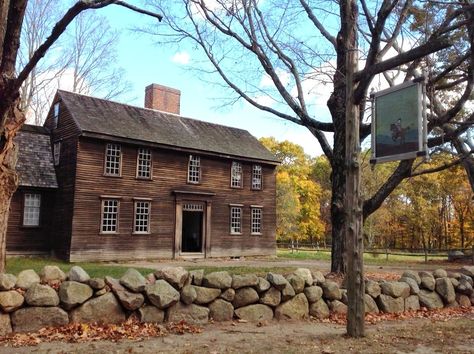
[259,68,291,88]
[171,51,190,65]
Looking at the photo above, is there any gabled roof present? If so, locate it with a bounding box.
[15,125,58,189]
[57,90,279,164]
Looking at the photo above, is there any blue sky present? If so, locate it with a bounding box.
[93,4,329,157]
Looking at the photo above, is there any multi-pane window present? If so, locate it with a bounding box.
[134,201,150,234]
[231,162,243,188]
[53,102,59,129]
[188,155,200,183]
[101,199,119,233]
[53,142,61,166]
[23,193,41,226]
[104,143,121,176]
[137,148,152,179]
[230,206,242,234]
[251,208,262,234]
[252,165,262,190]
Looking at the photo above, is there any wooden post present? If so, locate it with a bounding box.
[385,248,389,261]
[344,0,365,338]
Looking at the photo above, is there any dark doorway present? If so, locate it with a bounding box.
[182,211,203,253]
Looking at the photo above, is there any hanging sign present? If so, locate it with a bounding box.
[371,79,427,164]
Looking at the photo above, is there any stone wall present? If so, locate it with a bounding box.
[0,265,473,334]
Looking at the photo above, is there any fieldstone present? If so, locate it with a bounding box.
[377,294,404,313]
[0,274,16,291]
[15,269,40,289]
[380,281,410,298]
[433,269,448,279]
[155,267,189,290]
[266,273,288,291]
[275,293,309,320]
[459,273,473,286]
[209,299,234,321]
[119,269,147,293]
[461,265,474,277]
[105,276,126,293]
[365,280,381,298]
[456,294,471,307]
[435,277,455,304]
[256,277,271,292]
[399,277,420,295]
[364,294,379,313]
[181,285,197,305]
[232,274,259,289]
[420,273,436,291]
[40,266,66,283]
[418,289,444,309]
[404,295,420,311]
[88,278,105,290]
[0,314,12,336]
[59,281,93,310]
[95,288,107,296]
[234,304,273,322]
[202,271,232,289]
[145,280,180,309]
[401,270,421,285]
[166,302,209,324]
[321,281,341,301]
[115,290,144,311]
[0,290,24,312]
[340,289,348,305]
[220,288,235,302]
[446,301,459,309]
[70,292,126,324]
[286,274,305,294]
[309,299,329,319]
[281,282,296,302]
[304,286,323,303]
[456,278,473,296]
[471,292,474,306]
[189,270,204,286]
[68,266,90,283]
[145,273,156,285]
[233,287,259,308]
[11,307,68,332]
[25,283,59,306]
[329,300,347,315]
[311,271,326,285]
[260,287,281,307]
[193,286,221,305]
[138,305,165,323]
[294,268,313,287]
[450,278,459,288]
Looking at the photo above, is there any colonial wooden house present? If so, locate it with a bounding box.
[7,84,278,262]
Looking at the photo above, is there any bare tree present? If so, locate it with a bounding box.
[0,0,162,272]
[146,0,474,274]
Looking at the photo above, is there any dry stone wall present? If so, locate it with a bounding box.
[0,265,473,334]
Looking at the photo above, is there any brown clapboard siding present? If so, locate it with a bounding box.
[68,137,276,262]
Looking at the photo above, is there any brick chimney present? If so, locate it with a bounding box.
[144,84,181,115]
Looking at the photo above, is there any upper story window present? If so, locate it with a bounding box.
[101,199,119,233]
[23,193,41,227]
[53,142,61,166]
[53,102,60,129]
[137,148,152,179]
[252,165,262,190]
[188,155,200,183]
[230,205,242,234]
[134,200,151,234]
[231,162,243,188]
[104,143,121,176]
[251,207,262,235]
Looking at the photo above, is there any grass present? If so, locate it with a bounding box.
[185,266,297,276]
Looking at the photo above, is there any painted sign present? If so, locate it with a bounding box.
[371,80,427,164]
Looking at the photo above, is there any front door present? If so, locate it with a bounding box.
[181,204,204,253]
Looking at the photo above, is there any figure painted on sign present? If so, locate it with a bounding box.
[390,118,410,144]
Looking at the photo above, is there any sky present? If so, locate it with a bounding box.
[87,4,331,158]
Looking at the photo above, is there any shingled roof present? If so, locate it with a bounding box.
[57,90,279,164]
[15,125,58,189]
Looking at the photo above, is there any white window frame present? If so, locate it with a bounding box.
[100,199,119,234]
[231,162,243,188]
[23,193,41,227]
[251,207,263,235]
[252,165,262,190]
[104,143,121,176]
[136,148,152,179]
[53,102,60,129]
[187,155,201,184]
[230,205,243,235]
[133,199,151,234]
[53,142,61,166]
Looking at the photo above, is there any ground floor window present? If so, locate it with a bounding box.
[251,207,262,235]
[23,193,41,226]
[230,205,242,234]
[134,200,150,234]
[101,199,119,233]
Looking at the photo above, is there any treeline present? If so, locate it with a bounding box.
[261,138,473,250]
